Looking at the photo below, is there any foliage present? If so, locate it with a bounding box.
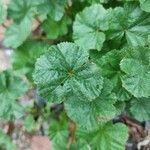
[0,129,16,150]
[0,70,28,120]
[1,0,150,149]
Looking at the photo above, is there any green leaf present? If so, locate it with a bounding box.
[36,0,67,21]
[4,16,32,48]
[24,115,38,132]
[42,16,71,40]
[11,40,48,80]
[0,70,28,120]
[7,0,35,22]
[108,2,150,46]
[120,47,150,98]
[73,4,109,51]
[94,49,131,101]
[78,122,128,150]
[65,79,117,130]
[0,3,7,25]
[140,0,150,12]
[130,97,150,121]
[33,42,103,102]
[48,115,69,150]
[0,129,16,150]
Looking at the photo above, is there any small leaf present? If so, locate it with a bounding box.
[73,4,109,51]
[33,42,103,102]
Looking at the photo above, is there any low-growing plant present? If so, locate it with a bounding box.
[0,0,150,149]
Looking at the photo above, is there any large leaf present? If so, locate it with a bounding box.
[73,4,110,51]
[0,70,28,120]
[65,79,117,130]
[130,97,150,121]
[78,122,128,150]
[120,47,150,98]
[33,42,103,102]
[108,2,150,46]
[4,16,32,48]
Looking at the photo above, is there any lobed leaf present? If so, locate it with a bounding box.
[65,79,117,130]
[73,4,110,51]
[33,42,103,102]
[120,47,150,98]
[108,2,150,46]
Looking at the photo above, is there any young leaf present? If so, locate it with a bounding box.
[0,70,28,120]
[108,2,150,46]
[73,4,109,51]
[65,79,117,130]
[4,16,32,48]
[130,97,150,121]
[120,47,150,98]
[33,42,103,102]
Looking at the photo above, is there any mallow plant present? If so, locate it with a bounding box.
[0,0,150,149]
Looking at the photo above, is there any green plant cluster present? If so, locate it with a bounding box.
[0,0,150,149]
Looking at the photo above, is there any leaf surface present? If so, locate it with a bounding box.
[65,79,117,130]
[33,42,103,102]
[120,47,150,98]
[73,4,109,50]
[108,2,150,46]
